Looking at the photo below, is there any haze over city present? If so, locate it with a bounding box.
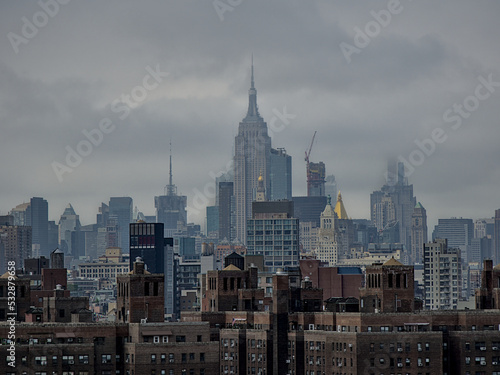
[1,0,499,230]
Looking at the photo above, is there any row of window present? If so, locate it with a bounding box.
[150,353,205,364]
[30,355,91,366]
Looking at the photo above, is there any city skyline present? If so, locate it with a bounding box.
[0,1,499,232]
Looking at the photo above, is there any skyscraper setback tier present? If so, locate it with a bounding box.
[234,62,271,244]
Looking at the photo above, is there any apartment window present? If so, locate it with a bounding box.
[200,353,205,362]
[182,353,187,363]
[189,353,195,361]
[62,356,75,365]
[79,355,89,364]
[161,354,166,364]
[176,336,186,343]
[101,354,111,364]
[151,354,156,364]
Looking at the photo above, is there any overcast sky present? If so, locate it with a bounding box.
[1,1,499,232]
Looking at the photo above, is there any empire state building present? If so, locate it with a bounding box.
[234,62,271,243]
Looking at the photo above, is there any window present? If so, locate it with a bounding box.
[101,354,111,364]
[189,353,195,361]
[200,353,205,362]
[161,354,166,364]
[79,355,89,364]
[182,353,187,363]
[176,336,186,343]
[62,356,74,365]
[151,354,156,364]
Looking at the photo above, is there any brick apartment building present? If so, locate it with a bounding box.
[2,258,500,374]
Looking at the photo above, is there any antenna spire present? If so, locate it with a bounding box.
[251,53,254,89]
[165,139,177,196]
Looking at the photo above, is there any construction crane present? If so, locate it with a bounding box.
[305,131,317,196]
[304,131,317,164]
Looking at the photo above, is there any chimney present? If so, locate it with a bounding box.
[133,257,145,274]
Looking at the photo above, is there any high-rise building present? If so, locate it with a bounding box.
[325,174,337,200]
[474,217,495,239]
[30,197,49,258]
[307,161,326,196]
[58,203,81,257]
[433,217,473,263]
[109,197,133,252]
[234,62,271,243]
[155,144,187,237]
[246,198,299,273]
[292,196,327,253]
[9,202,31,226]
[47,220,59,254]
[316,197,338,266]
[129,222,177,318]
[269,147,292,201]
[370,162,416,251]
[206,206,219,238]
[333,192,354,260]
[129,222,167,274]
[424,239,462,310]
[495,209,500,264]
[218,181,234,242]
[410,202,428,264]
[292,196,327,227]
[0,217,32,273]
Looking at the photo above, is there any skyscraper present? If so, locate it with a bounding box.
[218,181,234,242]
[155,143,187,237]
[325,175,337,201]
[234,61,271,243]
[129,222,178,318]
[0,216,32,273]
[109,197,133,252]
[269,147,292,201]
[495,209,500,264]
[370,162,416,251]
[433,217,473,263]
[316,197,338,266]
[30,197,49,257]
[58,203,81,257]
[411,202,428,264]
[307,161,326,196]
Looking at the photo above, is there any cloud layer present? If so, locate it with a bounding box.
[0,0,499,230]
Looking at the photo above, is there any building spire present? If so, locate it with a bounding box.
[244,55,262,121]
[165,139,177,196]
[251,53,254,89]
